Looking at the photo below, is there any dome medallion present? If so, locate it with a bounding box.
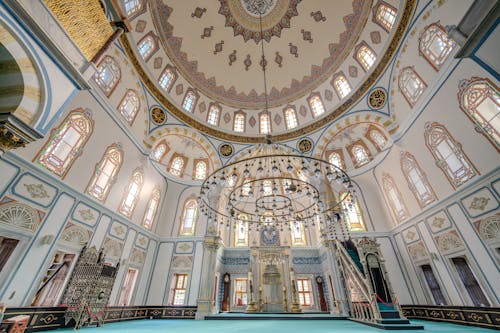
[219,0,299,43]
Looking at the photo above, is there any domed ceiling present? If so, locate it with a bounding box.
[126,0,413,142]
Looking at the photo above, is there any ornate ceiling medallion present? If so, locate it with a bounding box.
[218,0,300,44]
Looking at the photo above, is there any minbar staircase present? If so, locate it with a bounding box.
[335,240,423,330]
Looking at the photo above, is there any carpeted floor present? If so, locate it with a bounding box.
[55,319,494,332]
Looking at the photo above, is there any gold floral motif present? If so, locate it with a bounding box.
[39,314,58,324]
[78,208,95,222]
[151,107,167,125]
[24,183,50,199]
[469,196,490,211]
[368,88,387,109]
[219,144,233,157]
[298,138,313,153]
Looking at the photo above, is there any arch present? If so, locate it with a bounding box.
[327,149,345,169]
[424,121,477,188]
[179,198,198,236]
[284,106,298,129]
[365,125,387,151]
[372,0,397,32]
[347,140,371,168]
[308,93,325,117]
[158,65,177,93]
[117,89,140,124]
[0,202,40,232]
[94,56,121,97]
[150,140,170,162]
[193,159,208,180]
[398,67,426,108]
[382,172,409,223]
[35,109,94,178]
[259,111,271,134]
[355,42,377,72]
[207,103,221,126]
[400,151,437,208]
[169,154,187,177]
[182,88,199,112]
[86,143,123,202]
[234,111,246,132]
[419,22,455,70]
[142,186,160,230]
[331,72,352,99]
[137,32,159,62]
[119,168,144,218]
[340,192,366,232]
[479,215,500,242]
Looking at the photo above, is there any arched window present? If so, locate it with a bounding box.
[328,150,345,169]
[373,1,397,32]
[35,109,93,177]
[235,214,248,247]
[355,43,377,72]
[350,143,371,167]
[86,144,123,202]
[332,74,352,99]
[207,104,221,126]
[308,94,325,117]
[124,0,142,17]
[94,56,121,96]
[419,23,455,70]
[291,221,306,245]
[158,66,177,93]
[182,89,198,112]
[284,107,298,129]
[459,78,500,148]
[169,155,186,177]
[262,179,273,195]
[424,122,476,188]
[150,142,169,162]
[260,112,271,134]
[400,151,436,208]
[119,169,143,218]
[234,111,246,132]
[398,67,426,107]
[340,192,366,231]
[118,90,140,124]
[194,160,207,180]
[367,128,387,151]
[179,199,198,235]
[137,33,158,61]
[382,173,409,223]
[142,187,160,230]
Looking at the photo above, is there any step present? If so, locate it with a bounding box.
[350,318,424,330]
[377,318,411,325]
[379,310,400,319]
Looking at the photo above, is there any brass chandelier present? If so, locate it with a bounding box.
[197,2,357,239]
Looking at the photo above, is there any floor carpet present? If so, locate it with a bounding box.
[55,319,495,332]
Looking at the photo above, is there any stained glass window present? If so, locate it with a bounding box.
[297,278,313,306]
[169,156,185,177]
[151,143,168,162]
[124,0,142,16]
[86,144,123,202]
[459,78,500,148]
[235,215,248,247]
[308,94,325,117]
[207,104,221,126]
[284,107,298,129]
[401,151,436,208]
[332,74,352,99]
[119,169,143,218]
[234,112,246,132]
[182,90,198,112]
[419,23,455,70]
[424,122,476,188]
[382,173,409,223]
[260,113,271,134]
[351,144,370,167]
[179,199,198,235]
[373,1,397,32]
[137,33,157,61]
[356,44,377,72]
[118,90,140,124]
[159,66,177,92]
[36,110,93,177]
[340,192,366,231]
[329,151,345,169]
[368,129,387,150]
[194,160,207,180]
[291,222,306,245]
[94,56,120,96]
[142,187,160,230]
[399,67,426,107]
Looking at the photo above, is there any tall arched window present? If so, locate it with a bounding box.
[328,150,345,169]
[459,78,500,148]
[194,160,207,180]
[234,111,246,132]
[124,0,142,17]
[142,187,160,230]
[235,214,249,247]
[118,90,140,124]
[382,173,409,223]
[419,23,455,70]
[179,199,198,235]
[399,67,426,107]
[400,151,436,208]
[207,104,221,126]
[424,122,476,188]
[119,169,144,218]
[137,33,158,62]
[366,127,387,151]
[182,89,198,112]
[332,74,352,99]
[169,155,186,177]
[158,65,177,93]
[94,56,121,96]
[260,112,271,134]
[291,221,306,245]
[35,109,93,178]
[355,43,377,72]
[349,142,371,167]
[373,1,397,32]
[86,144,123,202]
[308,94,325,117]
[284,107,298,129]
[150,142,169,162]
[340,192,366,231]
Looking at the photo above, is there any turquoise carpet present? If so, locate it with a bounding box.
[54,319,494,332]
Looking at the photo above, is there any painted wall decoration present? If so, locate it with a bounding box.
[109,221,127,240]
[426,211,452,234]
[12,174,58,208]
[461,188,499,218]
[60,222,92,245]
[434,230,464,254]
[0,197,44,233]
[171,255,193,270]
[130,248,146,265]
[402,226,420,244]
[135,234,149,249]
[175,241,194,254]
[407,241,428,261]
[72,202,100,226]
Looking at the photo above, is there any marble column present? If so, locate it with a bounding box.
[323,239,349,316]
[195,235,221,319]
